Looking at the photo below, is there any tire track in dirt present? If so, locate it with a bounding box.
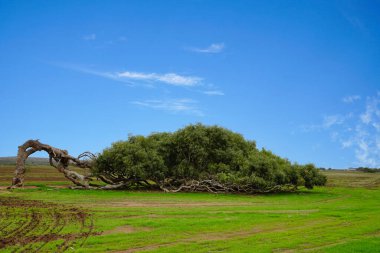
[20,209,67,253]
[0,207,15,232]
[0,197,97,252]
[57,208,95,252]
[32,210,67,252]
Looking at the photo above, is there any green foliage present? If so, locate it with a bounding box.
[94,135,167,183]
[299,163,327,189]
[94,124,326,192]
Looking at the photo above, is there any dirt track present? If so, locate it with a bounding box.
[0,197,97,252]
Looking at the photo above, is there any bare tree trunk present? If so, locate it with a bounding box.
[8,140,95,189]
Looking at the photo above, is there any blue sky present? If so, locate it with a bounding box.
[1,0,380,168]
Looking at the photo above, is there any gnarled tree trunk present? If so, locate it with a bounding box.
[8,140,96,189]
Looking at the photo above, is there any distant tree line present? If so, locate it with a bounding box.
[318,167,380,173]
[94,124,326,193]
[354,167,380,173]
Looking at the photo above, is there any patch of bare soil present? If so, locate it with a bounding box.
[0,185,39,190]
[46,185,70,189]
[0,197,98,252]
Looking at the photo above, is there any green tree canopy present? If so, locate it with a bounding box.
[94,124,326,193]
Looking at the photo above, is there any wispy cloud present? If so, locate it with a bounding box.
[103,36,128,46]
[345,15,366,32]
[341,11,368,34]
[189,43,225,54]
[83,33,96,40]
[360,94,380,124]
[353,94,380,166]
[342,95,361,103]
[322,114,348,128]
[117,71,202,87]
[118,36,127,42]
[301,114,350,132]
[59,64,204,88]
[304,92,380,167]
[56,63,224,116]
[202,90,224,96]
[350,122,380,167]
[131,99,203,116]
[341,139,353,148]
[56,64,136,86]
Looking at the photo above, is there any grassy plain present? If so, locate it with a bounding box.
[1,165,380,252]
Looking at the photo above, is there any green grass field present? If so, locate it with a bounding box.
[1,166,380,252]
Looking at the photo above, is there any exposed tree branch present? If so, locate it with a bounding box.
[8,140,96,189]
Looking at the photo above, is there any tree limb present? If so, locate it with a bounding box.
[8,140,96,189]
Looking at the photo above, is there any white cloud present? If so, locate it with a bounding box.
[303,92,380,167]
[83,34,96,40]
[58,64,205,88]
[301,117,339,133]
[117,71,202,87]
[360,111,371,124]
[322,114,346,128]
[301,114,350,132]
[131,99,203,116]
[189,43,225,54]
[360,95,380,124]
[202,90,225,96]
[56,64,224,115]
[56,64,136,86]
[355,139,371,165]
[342,95,361,103]
[341,140,353,148]
[345,95,380,166]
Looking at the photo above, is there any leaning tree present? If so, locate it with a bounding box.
[8,139,149,190]
[8,140,97,189]
[9,124,327,192]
